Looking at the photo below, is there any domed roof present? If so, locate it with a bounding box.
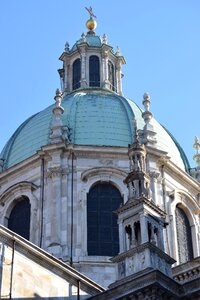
[0,89,190,172]
[71,35,102,52]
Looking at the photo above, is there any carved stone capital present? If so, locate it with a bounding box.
[46,167,68,178]
[149,171,160,180]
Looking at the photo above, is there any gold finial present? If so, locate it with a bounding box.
[85,6,97,32]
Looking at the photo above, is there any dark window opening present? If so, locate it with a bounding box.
[134,221,141,244]
[176,206,193,263]
[8,196,30,240]
[89,55,100,87]
[73,58,81,90]
[87,183,123,256]
[125,225,132,250]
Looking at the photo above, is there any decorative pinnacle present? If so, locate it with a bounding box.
[143,92,151,111]
[54,89,62,107]
[142,92,153,125]
[193,136,200,166]
[64,42,69,52]
[102,34,108,44]
[81,32,86,42]
[116,46,121,56]
[85,7,97,32]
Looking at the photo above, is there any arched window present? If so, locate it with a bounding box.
[175,206,193,263]
[8,196,31,240]
[108,60,115,91]
[89,55,100,87]
[73,58,81,90]
[87,183,123,256]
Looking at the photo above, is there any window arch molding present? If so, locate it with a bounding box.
[81,167,128,201]
[169,190,199,261]
[169,190,198,226]
[0,181,39,244]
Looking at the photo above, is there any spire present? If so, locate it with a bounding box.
[112,120,174,286]
[125,122,150,199]
[141,92,157,146]
[50,89,64,144]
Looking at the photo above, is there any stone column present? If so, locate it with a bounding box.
[131,223,137,247]
[118,222,125,253]
[102,50,109,89]
[50,171,62,245]
[150,224,156,245]
[64,61,68,92]
[68,64,72,92]
[149,171,160,204]
[45,151,63,257]
[116,59,122,95]
[140,214,149,243]
[80,48,87,87]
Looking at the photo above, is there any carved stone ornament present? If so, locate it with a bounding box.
[46,167,68,178]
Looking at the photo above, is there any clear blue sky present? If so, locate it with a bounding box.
[0,1,199,166]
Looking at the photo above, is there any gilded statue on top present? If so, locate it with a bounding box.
[85,6,97,19]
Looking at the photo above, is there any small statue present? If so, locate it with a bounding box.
[102,34,108,44]
[64,42,69,52]
[81,32,86,42]
[85,6,97,19]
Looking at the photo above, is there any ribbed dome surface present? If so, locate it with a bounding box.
[0,89,189,171]
[71,35,102,52]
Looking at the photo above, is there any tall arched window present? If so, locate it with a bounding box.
[108,60,115,91]
[87,183,123,256]
[175,206,193,263]
[89,55,100,87]
[73,58,81,90]
[8,196,31,240]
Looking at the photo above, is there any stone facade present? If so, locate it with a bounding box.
[0,141,199,290]
[0,10,200,299]
[0,226,104,299]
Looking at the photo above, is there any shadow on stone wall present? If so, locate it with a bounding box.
[1,297,82,300]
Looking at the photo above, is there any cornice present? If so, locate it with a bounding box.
[158,157,200,192]
[81,167,128,182]
[116,196,166,217]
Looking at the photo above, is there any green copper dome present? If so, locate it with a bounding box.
[0,89,190,171]
[71,35,102,52]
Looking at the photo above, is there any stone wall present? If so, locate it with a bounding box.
[0,226,104,299]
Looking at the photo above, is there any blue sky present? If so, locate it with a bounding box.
[0,1,199,166]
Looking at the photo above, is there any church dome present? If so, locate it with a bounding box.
[0,89,189,171]
[71,35,102,52]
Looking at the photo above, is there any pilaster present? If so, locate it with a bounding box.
[79,45,87,88]
[102,48,110,89]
